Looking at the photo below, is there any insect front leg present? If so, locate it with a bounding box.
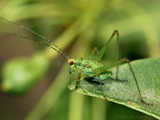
[72,71,81,91]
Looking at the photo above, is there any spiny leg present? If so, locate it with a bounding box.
[103,31,152,105]
[88,47,99,60]
[112,30,125,82]
[88,30,121,81]
[96,74,108,102]
[109,31,128,82]
[121,58,152,106]
[72,71,81,91]
[93,30,121,82]
[91,30,119,62]
[100,82,108,102]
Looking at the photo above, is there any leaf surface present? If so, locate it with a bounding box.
[68,58,160,119]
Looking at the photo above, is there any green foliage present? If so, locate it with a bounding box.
[0,0,160,120]
[1,54,50,94]
[69,58,160,119]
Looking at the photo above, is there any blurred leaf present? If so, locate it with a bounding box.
[68,58,160,119]
[1,53,50,94]
[25,64,70,120]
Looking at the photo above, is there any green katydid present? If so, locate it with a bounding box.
[0,17,152,106]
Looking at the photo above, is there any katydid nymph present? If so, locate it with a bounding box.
[0,17,152,106]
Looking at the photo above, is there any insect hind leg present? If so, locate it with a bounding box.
[120,58,152,106]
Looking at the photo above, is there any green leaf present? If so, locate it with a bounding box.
[68,58,160,119]
[1,54,50,94]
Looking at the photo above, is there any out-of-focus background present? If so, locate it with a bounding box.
[0,0,159,120]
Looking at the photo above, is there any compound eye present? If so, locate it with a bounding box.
[70,61,74,65]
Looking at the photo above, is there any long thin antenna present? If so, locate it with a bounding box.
[0,17,68,59]
[0,32,68,59]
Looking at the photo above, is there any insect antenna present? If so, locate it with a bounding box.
[0,32,68,60]
[0,17,68,60]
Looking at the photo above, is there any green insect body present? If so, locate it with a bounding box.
[67,58,112,80]
[0,17,152,105]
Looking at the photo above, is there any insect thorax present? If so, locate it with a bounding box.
[75,58,103,75]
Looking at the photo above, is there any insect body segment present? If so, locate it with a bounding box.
[75,59,103,76]
[67,58,108,77]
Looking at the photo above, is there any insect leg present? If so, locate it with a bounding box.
[121,58,152,106]
[88,47,99,60]
[100,82,108,102]
[72,71,81,91]
[92,30,119,62]
[96,74,108,102]
[110,31,127,83]
[91,30,121,82]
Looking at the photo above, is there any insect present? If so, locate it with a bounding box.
[0,17,151,106]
